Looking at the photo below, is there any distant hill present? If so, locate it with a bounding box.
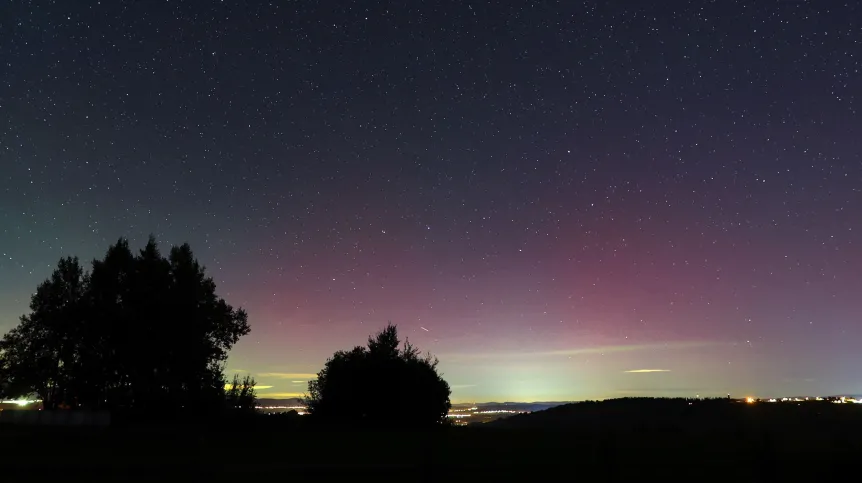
[487,397,862,432]
[257,398,304,408]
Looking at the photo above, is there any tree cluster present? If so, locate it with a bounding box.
[305,324,451,427]
[0,237,251,413]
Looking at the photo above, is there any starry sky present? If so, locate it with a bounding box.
[2,1,860,403]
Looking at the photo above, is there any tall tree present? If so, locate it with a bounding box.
[305,323,451,427]
[164,243,250,410]
[80,239,136,407]
[0,257,86,408]
[0,237,250,412]
[125,237,173,409]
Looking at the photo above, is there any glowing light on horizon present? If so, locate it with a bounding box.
[1,399,40,407]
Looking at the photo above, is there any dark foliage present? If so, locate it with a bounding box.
[0,237,250,412]
[305,323,451,427]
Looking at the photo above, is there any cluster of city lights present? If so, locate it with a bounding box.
[744,396,862,404]
[446,408,528,419]
[449,407,479,413]
[257,405,307,415]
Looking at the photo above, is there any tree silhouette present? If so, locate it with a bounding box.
[305,323,451,427]
[0,237,250,412]
[0,257,86,408]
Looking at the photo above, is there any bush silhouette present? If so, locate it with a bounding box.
[304,323,451,427]
[225,374,258,414]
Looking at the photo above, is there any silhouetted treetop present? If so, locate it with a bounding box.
[304,323,451,428]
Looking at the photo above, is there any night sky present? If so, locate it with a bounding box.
[2,1,860,403]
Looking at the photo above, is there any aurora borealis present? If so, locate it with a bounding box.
[2,1,861,402]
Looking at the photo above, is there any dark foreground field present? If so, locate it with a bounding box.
[2,399,860,482]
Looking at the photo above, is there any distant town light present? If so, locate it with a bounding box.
[1,399,40,407]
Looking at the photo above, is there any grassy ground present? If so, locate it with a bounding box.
[2,402,860,481]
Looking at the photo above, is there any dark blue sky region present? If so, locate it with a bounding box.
[1,1,860,401]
